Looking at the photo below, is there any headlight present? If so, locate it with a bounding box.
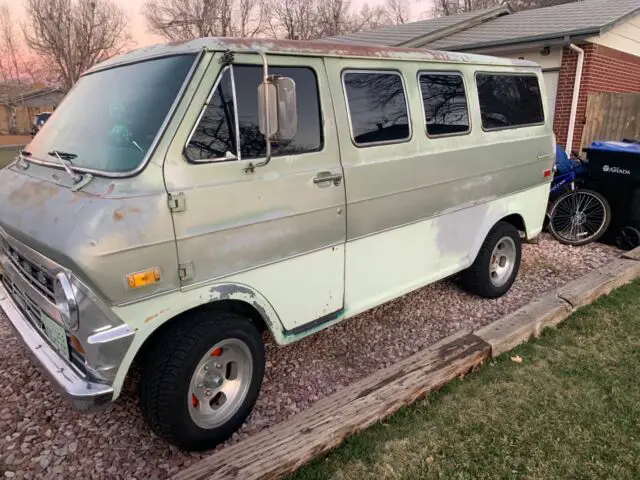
[54,272,79,331]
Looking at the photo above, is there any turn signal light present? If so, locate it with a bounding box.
[70,335,85,355]
[126,268,161,289]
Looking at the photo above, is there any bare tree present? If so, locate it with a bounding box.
[317,0,354,38]
[355,4,396,31]
[0,3,27,85]
[267,0,320,40]
[508,0,578,10]
[433,0,501,16]
[24,0,131,89]
[142,0,266,41]
[386,0,410,25]
[433,0,578,15]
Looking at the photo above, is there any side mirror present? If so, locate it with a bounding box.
[258,76,298,142]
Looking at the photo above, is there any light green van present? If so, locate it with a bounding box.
[0,38,554,450]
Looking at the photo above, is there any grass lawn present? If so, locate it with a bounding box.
[290,280,640,480]
[0,146,23,169]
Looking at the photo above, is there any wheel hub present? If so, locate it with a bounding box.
[489,236,517,288]
[187,339,253,429]
[203,371,224,389]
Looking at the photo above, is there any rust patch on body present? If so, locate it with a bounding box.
[144,308,171,324]
[113,206,142,222]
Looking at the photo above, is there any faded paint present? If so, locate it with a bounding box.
[0,38,554,410]
[86,37,538,76]
[110,281,285,397]
[0,161,179,305]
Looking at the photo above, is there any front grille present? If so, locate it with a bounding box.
[1,242,55,302]
[2,274,87,375]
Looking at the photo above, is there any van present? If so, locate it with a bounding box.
[0,38,554,451]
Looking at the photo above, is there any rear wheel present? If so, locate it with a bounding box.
[459,221,522,299]
[548,189,610,246]
[139,311,265,451]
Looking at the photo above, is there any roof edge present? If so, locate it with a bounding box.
[434,4,640,53]
[598,5,640,35]
[444,27,604,52]
[400,6,512,48]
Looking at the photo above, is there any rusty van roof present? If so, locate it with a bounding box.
[85,37,538,75]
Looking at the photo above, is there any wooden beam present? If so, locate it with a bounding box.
[475,293,571,358]
[173,331,491,480]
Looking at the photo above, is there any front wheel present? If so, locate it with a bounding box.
[548,189,611,246]
[459,221,522,299]
[139,311,265,451]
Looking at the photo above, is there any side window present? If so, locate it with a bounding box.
[185,68,237,161]
[476,74,544,130]
[419,72,469,136]
[185,65,323,162]
[343,71,410,146]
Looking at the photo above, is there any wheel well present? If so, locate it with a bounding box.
[132,300,269,370]
[500,214,527,236]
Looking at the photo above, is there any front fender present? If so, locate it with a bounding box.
[109,281,287,398]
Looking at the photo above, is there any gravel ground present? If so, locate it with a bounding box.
[0,235,621,479]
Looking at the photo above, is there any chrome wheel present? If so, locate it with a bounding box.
[489,236,517,288]
[188,338,253,429]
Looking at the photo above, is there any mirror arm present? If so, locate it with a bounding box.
[244,51,271,174]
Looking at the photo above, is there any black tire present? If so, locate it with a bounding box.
[548,189,611,246]
[139,310,265,451]
[459,221,522,299]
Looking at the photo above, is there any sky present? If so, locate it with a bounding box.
[14,0,434,48]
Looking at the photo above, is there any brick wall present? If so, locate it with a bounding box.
[553,44,640,151]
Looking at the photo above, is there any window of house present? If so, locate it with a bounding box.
[185,65,323,162]
[343,71,410,146]
[476,74,545,130]
[419,72,470,136]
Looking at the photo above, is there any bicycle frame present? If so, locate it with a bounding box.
[550,169,577,196]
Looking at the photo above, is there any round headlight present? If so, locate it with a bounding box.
[54,272,79,331]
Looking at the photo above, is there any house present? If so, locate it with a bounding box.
[326,0,640,153]
[0,85,66,135]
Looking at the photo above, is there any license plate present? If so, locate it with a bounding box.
[40,313,70,360]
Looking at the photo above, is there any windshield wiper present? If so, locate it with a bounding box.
[48,150,82,183]
[48,149,77,160]
[16,150,32,169]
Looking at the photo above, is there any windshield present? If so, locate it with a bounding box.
[28,54,197,173]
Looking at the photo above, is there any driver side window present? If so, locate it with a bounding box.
[185,64,323,163]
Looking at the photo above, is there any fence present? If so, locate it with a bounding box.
[580,93,640,150]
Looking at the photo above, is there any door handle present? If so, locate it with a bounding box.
[537,152,552,160]
[313,172,343,187]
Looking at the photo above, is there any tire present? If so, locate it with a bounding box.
[139,310,265,451]
[548,189,611,246]
[459,221,522,299]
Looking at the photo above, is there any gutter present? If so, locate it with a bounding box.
[565,38,585,156]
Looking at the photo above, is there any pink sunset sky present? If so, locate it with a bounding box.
[15,0,434,48]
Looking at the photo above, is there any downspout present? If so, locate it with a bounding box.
[565,40,585,155]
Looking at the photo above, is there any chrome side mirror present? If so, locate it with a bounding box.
[258,76,298,142]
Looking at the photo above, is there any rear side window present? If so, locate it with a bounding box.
[476,74,544,130]
[186,65,323,162]
[343,71,410,146]
[419,72,469,136]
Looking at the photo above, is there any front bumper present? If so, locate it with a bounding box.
[0,280,114,410]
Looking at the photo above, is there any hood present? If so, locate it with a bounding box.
[0,163,179,305]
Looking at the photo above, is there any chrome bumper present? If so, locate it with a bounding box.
[0,280,114,410]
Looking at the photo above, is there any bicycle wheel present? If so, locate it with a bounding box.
[548,189,611,246]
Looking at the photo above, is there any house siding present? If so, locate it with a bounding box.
[554,44,640,151]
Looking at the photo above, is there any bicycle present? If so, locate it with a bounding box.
[546,148,611,247]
